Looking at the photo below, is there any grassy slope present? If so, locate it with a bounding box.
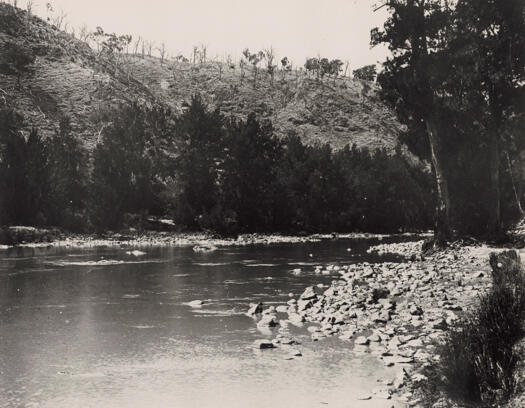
[0,3,404,153]
[128,55,405,151]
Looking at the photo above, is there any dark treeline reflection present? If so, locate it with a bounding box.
[0,96,433,235]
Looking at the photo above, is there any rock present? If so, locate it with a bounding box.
[356,394,372,400]
[290,349,302,357]
[288,313,305,324]
[276,305,289,313]
[188,300,204,307]
[300,286,317,300]
[125,250,146,256]
[373,310,391,323]
[297,299,313,311]
[253,339,276,349]
[246,302,263,316]
[257,315,278,328]
[431,318,448,330]
[355,336,369,345]
[339,329,355,340]
[409,305,423,316]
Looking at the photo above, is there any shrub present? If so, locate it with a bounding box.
[435,251,525,405]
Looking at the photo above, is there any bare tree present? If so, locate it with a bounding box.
[264,47,276,86]
[199,44,207,64]
[192,46,198,64]
[146,40,154,57]
[133,36,142,56]
[343,60,350,77]
[52,9,67,30]
[215,60,223,80]
[79,24,91,42]
[157,42,166,65]
[25,0,34,24]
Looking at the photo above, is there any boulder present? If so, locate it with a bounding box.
[355,336,369,345]
[257,315,278,328]
[409,305,423,316]
[246,302,263,316]
[275,305,289,313]
[300,286,317,300]
[297,299,313,311]
[288,313,305,324]
[253,339,276,349]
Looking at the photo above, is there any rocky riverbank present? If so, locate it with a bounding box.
[248,240,507,406]
[0,227,430,250]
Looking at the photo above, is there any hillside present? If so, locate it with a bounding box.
[0,3,157,147]
[127,56,404,151]
[0,3,404,152]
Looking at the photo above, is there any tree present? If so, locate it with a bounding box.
[450,0,525,235]
[264,47,277,85]
[90,103,158,230]
[242,48,265,87]
[169,95,225,227]
[219,114,283,232]
[304,57,319,77]
[372,0,454,242]
[353,64,377,81]
[45,117,88,230]
[157,42,167,65]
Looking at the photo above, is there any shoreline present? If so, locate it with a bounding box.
[0,229,433,250]
[251,240,510,405]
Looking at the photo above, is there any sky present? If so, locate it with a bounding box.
[31,0,390,70]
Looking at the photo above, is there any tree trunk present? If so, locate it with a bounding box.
[426,117,452,243]
[488,129,501,236]
[505,151,523,216]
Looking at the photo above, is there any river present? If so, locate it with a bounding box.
[0,236,417,408]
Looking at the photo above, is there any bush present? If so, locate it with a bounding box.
[435,251,525,405]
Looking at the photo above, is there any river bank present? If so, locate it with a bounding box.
[0,227,431,250]
[246,240,516,406]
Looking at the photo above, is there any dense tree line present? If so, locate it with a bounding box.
[372,0,525,240]
[0,98,433,234]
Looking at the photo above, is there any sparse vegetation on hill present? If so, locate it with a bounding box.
[0,2,404,153]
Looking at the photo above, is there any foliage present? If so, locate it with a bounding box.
[353,64,377,82]
[434,251,525,404]
[372,0,525,239]
[0,97,433,235]
[45,117,88,231]
[90,103,159,230]
[169,98,432,234]
[304,57,344,79]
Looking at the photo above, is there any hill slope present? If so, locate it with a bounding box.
[0,3,156,147]
[128,56,404,151]
[0,3,404,152]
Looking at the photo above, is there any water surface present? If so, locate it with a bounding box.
[0,236,414,408]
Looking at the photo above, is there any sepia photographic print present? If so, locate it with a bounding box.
[1,0,524,407]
